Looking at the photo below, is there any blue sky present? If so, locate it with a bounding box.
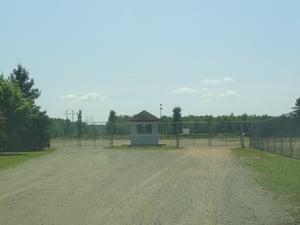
[1,0,299,121]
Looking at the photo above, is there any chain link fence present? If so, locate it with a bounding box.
[250,113,300,158]
[50,120,248,149]
[49,114,300,157]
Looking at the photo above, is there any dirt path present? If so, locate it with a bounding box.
[0,147,294,225]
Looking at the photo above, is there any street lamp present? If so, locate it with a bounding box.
[160,104,163,118]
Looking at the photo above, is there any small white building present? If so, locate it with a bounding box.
[129,110,160,146]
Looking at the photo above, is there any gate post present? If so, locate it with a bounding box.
[240,121,245,148]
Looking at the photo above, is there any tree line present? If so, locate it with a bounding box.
[0,65,50,151]
[48,95,300,140]
[45,98,300,139]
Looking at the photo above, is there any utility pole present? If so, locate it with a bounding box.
[64,110,76,122]
[72,110,74,122]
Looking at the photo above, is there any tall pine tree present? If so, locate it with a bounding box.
[10,64,41,99]
[0,65,50,151]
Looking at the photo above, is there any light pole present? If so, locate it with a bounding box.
[160,104,163,118]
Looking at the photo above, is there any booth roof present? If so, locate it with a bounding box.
[129,110,160,122]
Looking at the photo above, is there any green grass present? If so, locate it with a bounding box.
[232,147,300,223]
[0,149,54,170]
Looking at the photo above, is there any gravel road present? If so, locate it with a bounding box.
[0,147,294,225]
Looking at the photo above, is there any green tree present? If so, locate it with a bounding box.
[115,115,130,135]
[0,77,7,150]
[292,97,300,117]
[0,113,6,150]
[26,109,50,149]
[108,110,116,148]
[0,66,50,151]
[0,75,33,151]
[77,110,83,138]
[64,119,73,137]
[49,118,65,138]
[172,107,182,148]
[172,107,182,134]
[10,64,41,99]
[10,65,50,150]
[160,115,172,135]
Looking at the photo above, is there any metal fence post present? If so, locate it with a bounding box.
[208,121,212,146]
[176,122,179,148]
[290,137,293,157]
[280,138,283,155]
[240,121,245,148]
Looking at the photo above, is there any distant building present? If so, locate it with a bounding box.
[129,110,160,146]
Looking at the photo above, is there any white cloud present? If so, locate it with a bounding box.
[62,94,77,101]
[170,86,237,99]
[170,87,201,94]
[220,89,237,97]
[62,92,108,102]
[202,76,234,85]
[202,78,220,85]
[79,92,107,101]
[223,76,234,83]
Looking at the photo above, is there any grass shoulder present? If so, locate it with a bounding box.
[232,147,300,223]
[0,148,54,171]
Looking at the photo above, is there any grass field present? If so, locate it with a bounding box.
[0,149,54,170]
[232,147,300,223]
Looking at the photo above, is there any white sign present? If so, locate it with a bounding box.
[182,128,190,135]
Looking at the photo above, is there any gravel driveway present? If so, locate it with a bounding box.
[0,147,294,225]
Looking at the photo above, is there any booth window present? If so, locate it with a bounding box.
[137,124,152,134]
